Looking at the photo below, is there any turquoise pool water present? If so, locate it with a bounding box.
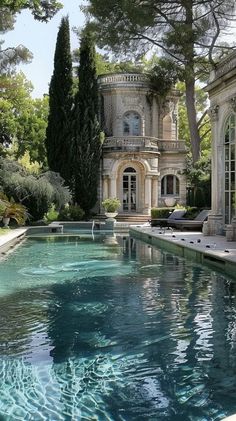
[0,234,236,420]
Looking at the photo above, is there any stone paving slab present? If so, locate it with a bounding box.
[130,225,236,280]
[0,228,27,254]
[130,225,236,267]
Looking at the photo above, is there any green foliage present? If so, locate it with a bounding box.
[0,157,71,221]
[0,73,49,165]
[0,195,29,225]
[2,1,62,22]
[44,204,59,223]
[102,197,121,212]
[18,151,42,173]
[45,16,74,187]
[151,206,197,221]
[0,9,32,75]
[151,207,175,219]
[73,30,102,214]
[58,204,85,221]
[186,154,211,207]
[148,59,180,97]
[0,201,6,216]
[16,96,49,165]
[73,49,143,76]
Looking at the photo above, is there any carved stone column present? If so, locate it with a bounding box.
[205,104,224,235]
[110,175,117,198]
[103,175,109,199]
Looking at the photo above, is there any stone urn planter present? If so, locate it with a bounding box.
[2,217,10,228]
[104,212,118,220]
[164,197,176,207]
[102,198,121,220]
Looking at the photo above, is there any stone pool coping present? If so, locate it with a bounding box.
[130,226,236,279]
[0,228,27,256]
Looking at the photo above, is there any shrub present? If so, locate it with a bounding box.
[58,204,84,221]
[0,158,72,221]
[151,207,175,218]
[151,206,199,220]
[44,204,59,223]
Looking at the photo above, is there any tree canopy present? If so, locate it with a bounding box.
[84,0,236,162]
[0,72,49,165]
[73,31,102,214]
[0,8,32,75]
[0,1,62,76]
[1,0,62,21]
[45,15,74,187]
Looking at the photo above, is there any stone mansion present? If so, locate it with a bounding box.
[97,73,187,215]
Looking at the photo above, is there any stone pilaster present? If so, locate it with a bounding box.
[204,214,224,236]
[110,175,117,198]
[151,176,158,208]
[144,176,152,214]
[103,175,109,199]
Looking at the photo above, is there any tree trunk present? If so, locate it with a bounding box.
[183,0,201,164]
[185,76,201,163]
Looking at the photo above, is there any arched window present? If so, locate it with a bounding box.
[161,175,179,195]
[123,112,141,136]
[224,114,236,224]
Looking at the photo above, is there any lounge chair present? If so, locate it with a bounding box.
[150,209,187,228]
[168,209,210,231]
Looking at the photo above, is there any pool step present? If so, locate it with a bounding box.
[96,214,150,224]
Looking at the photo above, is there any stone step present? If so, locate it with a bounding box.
[96,214,149,223]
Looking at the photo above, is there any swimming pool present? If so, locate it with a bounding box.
[0,233,236,420]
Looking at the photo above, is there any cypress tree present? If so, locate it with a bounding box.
[45,16,73,188]
[74,32,101,214]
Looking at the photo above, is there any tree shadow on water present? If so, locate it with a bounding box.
[47,276,115,363]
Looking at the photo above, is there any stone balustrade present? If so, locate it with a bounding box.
[98,73,148,86]
[158,140,186,151]
[103,137,186,152]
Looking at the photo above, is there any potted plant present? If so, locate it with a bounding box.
[0,198,28,227]
[102,197,121,219]
[0,202,5,223]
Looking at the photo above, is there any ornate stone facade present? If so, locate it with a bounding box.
[205,52,236,238]
[98,73,187,215]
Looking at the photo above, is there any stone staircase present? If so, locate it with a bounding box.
[116,213,150,224]
[96,213,150,227]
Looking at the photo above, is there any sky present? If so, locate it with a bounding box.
[4,0,86,98]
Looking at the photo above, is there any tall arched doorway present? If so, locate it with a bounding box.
[123,167,137,212]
